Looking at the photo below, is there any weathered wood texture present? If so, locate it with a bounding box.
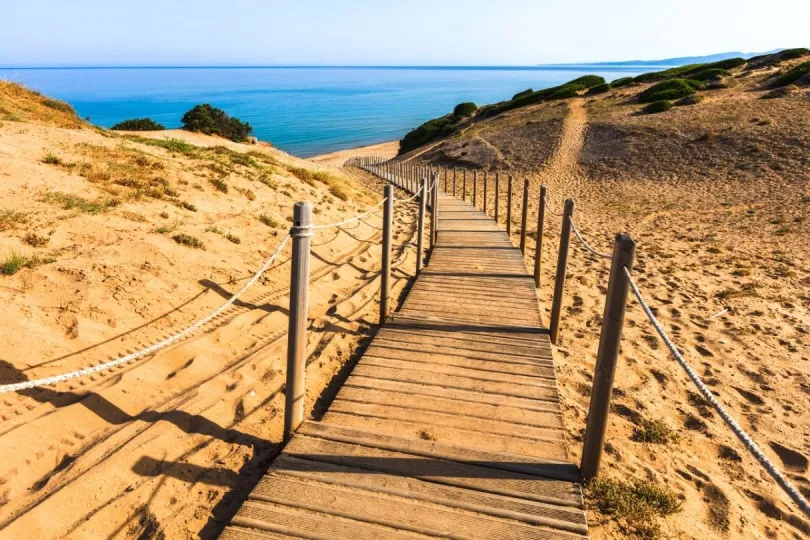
[222,193,587,539]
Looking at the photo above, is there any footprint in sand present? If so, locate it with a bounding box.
[767,441,808,473]
[733,386,765,405]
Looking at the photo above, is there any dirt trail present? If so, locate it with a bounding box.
[536,98,589,206]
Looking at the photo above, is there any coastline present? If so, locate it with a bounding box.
[309,139,399,167]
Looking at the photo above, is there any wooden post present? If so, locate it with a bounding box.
[380,185,394,325]
[284,202,312,440]
[483,172,488,214]
[494,173,500,224]
[506,176,513,236]
[533,184,547,288]
[519,179,529,253]
[462,169,467,201]
[443,166,448,192]
[416,178,426,275]
[580,234,636,481]
[473,170,478,207]
[453,168,457,197]
[549,199,575,345]
[431,173,439,248]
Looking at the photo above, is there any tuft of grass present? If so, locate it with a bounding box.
[205,226,223,234]
[225,233,241,244]
[235,187,256,201]
[259,213,279,228]
[588,477,682,539]
[41,98,76,115]
[23,232,49,247]
[172,233,205,249]
[42,191,119,214]
[258,173,278,189]
[329,185,349,201]
[126,136,199,156]
[180,201,197,212]
[289,167,316,186]
[209,178,228,193]
[632,419,679,444]
[0,251,55,276]
[0,210,28,231]
[42,152,62,165]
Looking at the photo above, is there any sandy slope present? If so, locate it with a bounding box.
[399,67,810,538]
[309,140,399,167]
[0,87,419,538]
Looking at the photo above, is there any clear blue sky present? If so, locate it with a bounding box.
[2,0,807,67]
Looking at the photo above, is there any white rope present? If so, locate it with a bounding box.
[543,196,563,217]
[624,267,810,518]
[308,199,387,231]
[569,217,612,259]
[1,234,292,394]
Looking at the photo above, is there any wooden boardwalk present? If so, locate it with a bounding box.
[221,193,588,539]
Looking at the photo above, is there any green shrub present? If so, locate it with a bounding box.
[512,88,533,100]
[643,100,674,114]
[611,77,633,88]
[399,115,457,154]
[689,68,729,81]
[588,477,682,538]
[453,102,477,117]
[772,61,810,87]
[181,104,252,142]
[111,118,166,131]
[0,251,53,275]
[638,79,700,103]
[41,98,76,115]
[633,58,746,84]
[632,418,679,442]
[172,233,205,249]
[209,178,228,193]
[587,83,612,95]
[778,48,810,61]
[42,152,62,165]
[547,84,585,100]
[565,75,605,88]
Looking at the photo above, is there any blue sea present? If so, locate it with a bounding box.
[0,66,648,157]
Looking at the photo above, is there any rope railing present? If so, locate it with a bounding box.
[569,216,612,259]
[0,234,292,394]
[624,266,810,518]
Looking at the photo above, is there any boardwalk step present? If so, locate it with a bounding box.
[267,455,588,534]
[248,471,586,539]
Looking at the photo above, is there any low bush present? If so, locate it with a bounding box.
[772,61,810,87]
[42,152,62,165]
[546,84,586,100]
[512,88,533,100]
[632,418,679,442]
[689,68,729,81]
[643,100,674,114]
[42,98,76,115]
[181,104,252,143]
[588,477,682,538]
[565,75,605,88]
[633,57,746,84]
[172,233,205,249]
[587,83,612,95]
[611,77,633,88]
[778,48,810,61]
[453,102,477,117]
[399,115,457,154]
[111,118,166,131]
[675,95,704,106]
[638,79,700,103]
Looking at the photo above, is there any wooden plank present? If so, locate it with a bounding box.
[285,433,582,506]
[268,456,588,533]
[249,474,585,539]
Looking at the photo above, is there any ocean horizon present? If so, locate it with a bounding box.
[0,65,648,157]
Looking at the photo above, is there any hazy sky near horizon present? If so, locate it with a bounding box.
[3,0,808,66]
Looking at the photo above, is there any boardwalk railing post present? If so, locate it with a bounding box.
[580,234,635,481]
[431,173,439,248]
[453,168,457,197]
[443,166,448,192]
[380,184,394,325]
[549,199,574,344]
[519,179,529,254]
[416,178,426,275]
[284,202,312,440]
[462,169,467,201]
[506,175,513,236]
[483,172,488,214]
[473,170,478,207]
[494,173,500,224]
[533,184,547,287]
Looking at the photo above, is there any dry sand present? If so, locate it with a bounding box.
[403,65,810,538]
[0,84,418,538]
[309,140,399,168]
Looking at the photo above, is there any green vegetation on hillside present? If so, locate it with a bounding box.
[689,68,729,81]
[111,118,166,131]
[453,102,478,117]
[632,57,746,83]
[181,104,252,142]
[638,79,702,103]
[771,61,810,87]
[512,89,534,100]
[611,77,633,88]
[643,100,674,114]
[587,83,612,95]
[399,101,477,154]
[565,75,606,88]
